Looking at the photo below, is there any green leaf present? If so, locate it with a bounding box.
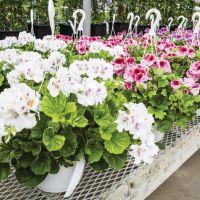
[90,158,109,172]
[21,142,41,156]
[161,89,167,97]
[103,151,127,170]
[50,159,60,174]
[0,74,4,86]
[0,146,14,163]
[31,152,51,175]
[31,114,49,139]
[41,93,67,123]
[18,153,38,168]
[0,163,10,181]
[148,106,166,120]
[156,119,173,132]
[43,128,65,152]
[104,132,130,154]
[99,123,116,140]
[65,102,77,113]
[148,90,156,97]
[16,168,46,187]
[85,140,103,164]
[71,116,88,128]
[94,104,114,126]
[158,79,169,88]
[59,129,78,157]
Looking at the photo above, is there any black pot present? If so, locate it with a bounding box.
[59,23,73,36]
[91,24,108,37]
[0,30,21,40]
[28,24,51,39]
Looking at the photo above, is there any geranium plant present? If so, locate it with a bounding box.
[0,32,159,187]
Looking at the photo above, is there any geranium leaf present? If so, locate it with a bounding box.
[43,128,65,152]
[104,132,130,154]
[41,93,67,123]
[103,151,127,170]
[0,163,10,181]
[99,124,116,140]
[16,167,46,187]
[31,152,51,175]
[85,140,103,164]
[0,146,14,163]
[59,129,78,157]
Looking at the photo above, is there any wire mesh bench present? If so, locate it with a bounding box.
[0,117,200,200]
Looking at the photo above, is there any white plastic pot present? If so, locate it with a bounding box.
[196,109,200,116]
[37,157,85,197]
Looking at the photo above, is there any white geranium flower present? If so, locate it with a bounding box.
[77,78,107,106]
[89,41,106,53]
[69,60,88,77]
[69,59,113,80]
[47,67,70,97]
[0,36,17,49]
[0,49,19,65]
[0,83,40,132]
[18,31,35,45]
[129,143,159,165]
[34,39,49,53]
[34,38,67,53]
[7,61,45,85]
[116,102,159,164]
[17,51,41,63]
[48,51,66,74]
[87,58,113,80]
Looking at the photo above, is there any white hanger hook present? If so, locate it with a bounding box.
[127,12,134,32]
[48,0,55,36]
[167,17,173,32]
[146,8,162,36]
[72,9,86,34]
[178,15,186,29]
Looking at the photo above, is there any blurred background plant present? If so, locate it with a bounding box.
[0,0,30,30]
[0,0,196,31]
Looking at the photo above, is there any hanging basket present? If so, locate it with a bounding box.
[37,158,85,197]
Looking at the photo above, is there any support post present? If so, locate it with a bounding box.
[83,0,91,36]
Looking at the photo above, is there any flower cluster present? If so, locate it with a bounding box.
[48,58,113,106]
[116,102,159,164]
[0,83,40,134]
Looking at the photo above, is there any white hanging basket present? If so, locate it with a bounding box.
[196,109,200,116]
[37,157,85,197]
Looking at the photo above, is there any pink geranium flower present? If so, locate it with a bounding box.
[158,60,172,73]
[132,64,150,84]
[177,46,189,57]
[171,80,181,90]
[191,83,200,95]
[188,47,195,59]
[124,82,133,90]
[186,61,200,81]
[142,54,157,67]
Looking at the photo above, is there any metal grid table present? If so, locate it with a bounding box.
[0,116,200,200]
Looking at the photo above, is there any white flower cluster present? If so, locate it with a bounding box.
[6,50,66,85]
[48,58,113,106]
[0,49,19,65]
[34,37,67,53]
[116,102,159,164]
[0,37,17,49]
[18,31,35,46]
[89,41,125,58]
[0,83,40,135]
